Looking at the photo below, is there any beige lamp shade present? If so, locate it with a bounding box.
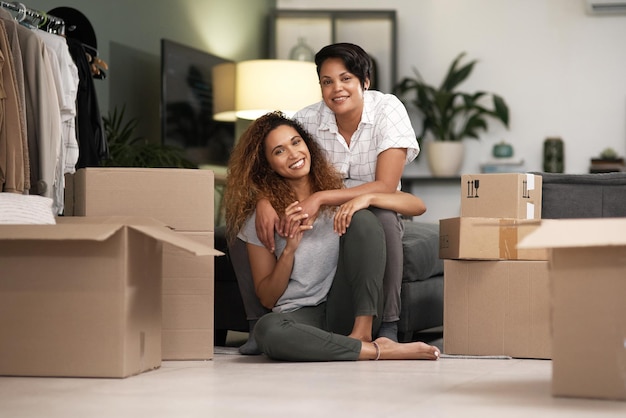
[235,60,321,120]
[212,62,237,122]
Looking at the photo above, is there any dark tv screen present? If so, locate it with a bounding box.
[160,39,235,166]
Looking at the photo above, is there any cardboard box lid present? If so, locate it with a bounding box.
[0,216,223,257]
[518,218,626,249]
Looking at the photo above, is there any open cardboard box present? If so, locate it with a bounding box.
[518,218,626,401]
[0,217,222,378]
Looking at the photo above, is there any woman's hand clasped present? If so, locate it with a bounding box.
[283,201,313,251]
[334,195,372,235]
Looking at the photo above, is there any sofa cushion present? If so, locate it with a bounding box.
[536,172,626,219]
[402,221,444,283]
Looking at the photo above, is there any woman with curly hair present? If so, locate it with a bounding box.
[253,43,419,345]
[223,112,439,361]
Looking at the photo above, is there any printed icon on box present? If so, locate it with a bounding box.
[466,180,479,198]
[439,235,449,249]
[522,180,530,199]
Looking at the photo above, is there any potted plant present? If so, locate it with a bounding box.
[394,52,510,176]
[102,105,196,168]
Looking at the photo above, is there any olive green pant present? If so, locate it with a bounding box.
[254,210,386,361]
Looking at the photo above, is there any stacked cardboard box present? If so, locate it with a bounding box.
[0,217,219,378]
[65,168,220,360]
[440,173,551,359]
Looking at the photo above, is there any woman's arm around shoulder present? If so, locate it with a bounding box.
[333,191,425,234]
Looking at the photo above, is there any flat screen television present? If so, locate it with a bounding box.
[160,39,235,167]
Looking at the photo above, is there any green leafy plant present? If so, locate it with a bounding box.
[600,147,619,160]
[394,52,510,143]
[102,106,196,168]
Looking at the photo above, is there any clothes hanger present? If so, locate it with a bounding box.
[14,2,27,22]
[36,12,47,28]
[83,45,108,79]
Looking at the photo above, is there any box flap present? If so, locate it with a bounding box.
[518,218,626,249]
[0,224,122,242]
[130,225,223,256]
[0,217,223,253]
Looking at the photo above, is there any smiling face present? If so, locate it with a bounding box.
[319,57,370,118]
[264,124,311,181]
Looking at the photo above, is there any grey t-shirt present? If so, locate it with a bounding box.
[238,211,339,313]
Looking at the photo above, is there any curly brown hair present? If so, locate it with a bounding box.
[224,111,344,242]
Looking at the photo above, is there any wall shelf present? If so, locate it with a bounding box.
[401,176,461,192]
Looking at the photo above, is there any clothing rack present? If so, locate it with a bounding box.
[0,1,64,34]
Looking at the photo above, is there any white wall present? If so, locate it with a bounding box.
[278,0,626,222]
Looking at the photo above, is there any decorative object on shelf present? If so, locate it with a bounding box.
[492,140,514,158]
[543,137,564,173]
[589,147,624,173]
[394,52,510,176]
[480,140,523,173]
[480,157,525,173]
[289,37,315,62]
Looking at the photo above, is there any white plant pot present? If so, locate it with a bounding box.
[427,141,465,177]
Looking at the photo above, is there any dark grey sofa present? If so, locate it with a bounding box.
[214,220,444,345]
[214,230,249,346]
[536,172,626,219]
[397,221,444,342]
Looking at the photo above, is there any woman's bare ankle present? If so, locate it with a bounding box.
[348,332,372,343]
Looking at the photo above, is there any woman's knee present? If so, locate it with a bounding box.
[346,209,384,241]
[254,312,291,348]
[368,207,402,236]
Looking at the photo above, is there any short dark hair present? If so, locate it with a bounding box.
[314,43,372,88]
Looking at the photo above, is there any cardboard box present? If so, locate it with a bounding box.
[460,173,542,219]
[444,259,551,359]
[519,219,626,401]
[0,217,221,378]
[64,168,219,360]
[439,217,548,260]
[162,231,215,360]
[65,168,214,231]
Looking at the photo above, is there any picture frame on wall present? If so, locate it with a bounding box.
[268,10,397,93]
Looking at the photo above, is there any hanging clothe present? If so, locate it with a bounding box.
[0,16,27,193]
[0,9,29,192]
[0,3,107,214]
[35,29,79,214]
[66,36,107,169]
[16,21,62,200]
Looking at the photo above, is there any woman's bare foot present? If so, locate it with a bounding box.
[372,337,439,360]
[348,315,374,342]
